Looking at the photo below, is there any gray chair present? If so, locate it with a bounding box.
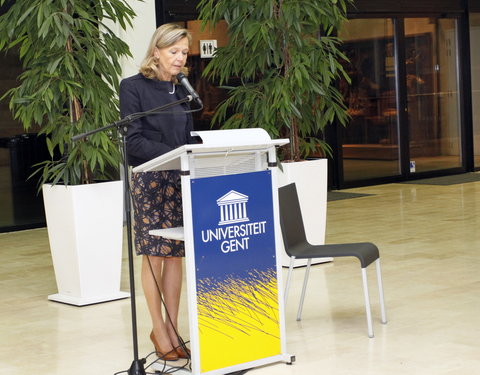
[278,183,387,338]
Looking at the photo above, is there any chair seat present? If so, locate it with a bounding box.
[289,241,379,268]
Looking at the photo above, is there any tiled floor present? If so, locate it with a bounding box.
[1,179,479,374]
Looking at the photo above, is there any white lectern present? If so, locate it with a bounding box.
[133,128,293,375]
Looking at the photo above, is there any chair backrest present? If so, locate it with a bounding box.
[278,183,309,256]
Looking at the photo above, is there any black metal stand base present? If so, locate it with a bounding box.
[128,358,146,375]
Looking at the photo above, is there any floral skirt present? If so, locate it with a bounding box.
[131,170,185,257]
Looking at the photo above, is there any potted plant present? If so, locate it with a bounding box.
[197,0,352,265]
[0,0,136,305]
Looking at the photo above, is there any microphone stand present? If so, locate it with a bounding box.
[72,96,193,375]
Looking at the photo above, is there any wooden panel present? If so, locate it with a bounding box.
[469,0,480,12]
[162,0,468,19]
[162,0,471,19]
[163,0,199,22]
[187,20,229,55]
[348,0,464,14]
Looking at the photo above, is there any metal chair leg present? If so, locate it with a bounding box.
[361,267,374,338]
[284,256,296,306]
[375,259,387,324]
[296,258,312,321]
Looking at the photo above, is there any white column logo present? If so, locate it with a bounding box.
[217,190,249,226]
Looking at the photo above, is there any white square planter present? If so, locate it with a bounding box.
[277,159,332,267]
[42,180,129,305]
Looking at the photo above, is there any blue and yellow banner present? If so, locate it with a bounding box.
[190,171,281,373]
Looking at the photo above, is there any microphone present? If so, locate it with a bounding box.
[176,73,203,106]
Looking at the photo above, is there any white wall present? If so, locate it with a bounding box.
[119,0,157,79]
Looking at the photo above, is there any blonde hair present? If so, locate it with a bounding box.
[140,23,192,80]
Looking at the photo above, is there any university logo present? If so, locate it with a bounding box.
[216,190,249,226]
[200,188,267,253]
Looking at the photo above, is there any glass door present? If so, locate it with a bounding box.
[469,13,480,169]
[404,18,462,174]
[339,19,400,181]
[337,16,463,186]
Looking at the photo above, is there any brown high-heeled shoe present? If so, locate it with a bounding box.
[175,344,191,359]
[150,331,178,361]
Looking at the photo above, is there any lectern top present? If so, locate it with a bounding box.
[191,128,276,147]
[132,128,289,173]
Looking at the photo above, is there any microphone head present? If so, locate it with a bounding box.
[176,72,203,107]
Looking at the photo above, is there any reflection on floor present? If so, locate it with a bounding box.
[1,179,479,374]
[343,155,462,181]
[400,172,480,185]
[327,191,374,201]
